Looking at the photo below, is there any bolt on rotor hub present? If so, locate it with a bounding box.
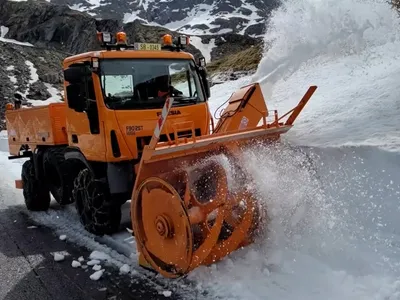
[155,214,173,238]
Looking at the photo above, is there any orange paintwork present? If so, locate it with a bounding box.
[63,49,194,66]
[61,48,209,162]
[5,102,68,155]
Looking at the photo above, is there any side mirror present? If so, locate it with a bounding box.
[14,93,23,100]
[199,57,206,67]
[66,84,86,112]
[64,65,91,83]
[204,79,211,98]
[198,67,210,98]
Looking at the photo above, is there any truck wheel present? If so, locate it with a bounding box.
[73,169,121,236]
[43,147,78,205]
[21,160,51,211]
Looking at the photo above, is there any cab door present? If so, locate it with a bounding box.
[64,63,106,161]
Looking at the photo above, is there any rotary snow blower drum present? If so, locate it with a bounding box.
[131,83,318,278]
[132,152,261,278]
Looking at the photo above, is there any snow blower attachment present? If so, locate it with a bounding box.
[132,83,318,278]
[4,30,317,279]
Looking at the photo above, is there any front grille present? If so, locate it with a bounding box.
[137,128,201,151]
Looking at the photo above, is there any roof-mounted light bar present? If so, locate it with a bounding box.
[95,31,191,52]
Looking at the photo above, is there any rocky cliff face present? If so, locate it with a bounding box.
[49,0,279,37]
[0,0,263,60]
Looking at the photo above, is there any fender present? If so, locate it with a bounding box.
[64,147,93,174]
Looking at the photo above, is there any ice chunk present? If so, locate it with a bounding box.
[119,264,130,274]
[92,264,102,271]
[87,259,101,266]
[53,253,65,262]
[162,291,172,297]
[90,269,104,281]
[71,260,81,268]
[89,250,110,261]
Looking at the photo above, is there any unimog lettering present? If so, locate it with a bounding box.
[157,110,181,116]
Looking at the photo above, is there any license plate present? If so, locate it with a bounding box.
[134,43,162,51]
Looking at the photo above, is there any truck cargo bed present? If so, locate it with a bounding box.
[6,102,68,155]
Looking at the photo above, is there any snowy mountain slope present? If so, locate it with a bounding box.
[47,0,280,37]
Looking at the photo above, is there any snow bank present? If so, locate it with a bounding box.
[252,0,400,152]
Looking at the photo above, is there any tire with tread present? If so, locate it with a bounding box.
[73,168,121,236]
[43,147,80,205]
[21,160,51,211]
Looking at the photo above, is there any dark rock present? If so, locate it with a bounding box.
[191,24,210,30]
[26,81,52,100]
[39,71,64,84]
[210,3,236,14]
[245,23,266,36]
[238,7,253,16]
[209,17,249,34]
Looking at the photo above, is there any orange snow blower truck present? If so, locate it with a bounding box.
[5,31,317,278]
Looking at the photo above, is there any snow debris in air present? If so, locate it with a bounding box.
[162,291,172,297]
[27,225,37,229]
[87,259,101,266]
[119,264,130,274]
[71,260,82,268]
[53,252,65,262]
[92,264,102,271]
[78,256,85,262]
[59,234,67,241]
[98,287,107,292]
[90,269,104,281]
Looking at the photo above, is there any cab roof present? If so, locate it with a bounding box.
[63,32,195,66]
[64,49,195,65]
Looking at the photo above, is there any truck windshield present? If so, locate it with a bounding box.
[99,58,205,110]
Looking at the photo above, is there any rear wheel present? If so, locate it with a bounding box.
[21,160,51,211]
[43,147,80,205]
[73,169,121,236]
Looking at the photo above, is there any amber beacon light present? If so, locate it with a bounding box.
[116,31,127,44]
